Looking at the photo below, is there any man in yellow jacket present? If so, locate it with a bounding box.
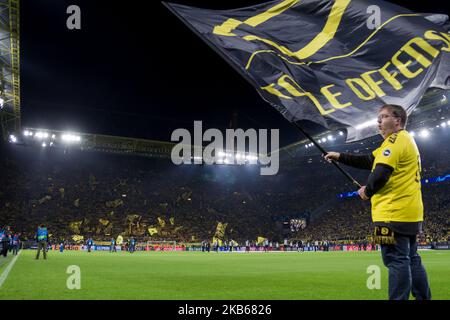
[325,104,431,300]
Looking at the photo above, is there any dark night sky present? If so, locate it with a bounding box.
[20,0,450,146]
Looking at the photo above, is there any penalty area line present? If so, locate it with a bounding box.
[0,251,22,289]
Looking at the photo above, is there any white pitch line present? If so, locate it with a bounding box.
[0,251,21,288]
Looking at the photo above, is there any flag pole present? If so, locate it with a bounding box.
[292,121,362,188]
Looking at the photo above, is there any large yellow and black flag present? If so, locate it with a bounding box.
[165,0,450,141]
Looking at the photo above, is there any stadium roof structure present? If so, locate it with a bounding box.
[19,128,176,159]
[0,0,20,139]
[15,88,450,161]
[0,0,178,160]
[78,132,175,159]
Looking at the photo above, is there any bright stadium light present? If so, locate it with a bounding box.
[441,122,447,127]
[410,131,415,137]
[418,129,430,138]
[236,153,246,160]
[35,132,49,139]
[246,155,258,162]
[9,135,17,143]
[327,135,334,141]
[339,131,344,136]
[0,97,4,108]
[218,151,225,157]
[51,134,56,139]
[42,142,47,148]
[61,134,81,143]
[356,118,377,130]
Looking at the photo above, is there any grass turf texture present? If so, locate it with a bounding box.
[0,250,448,300]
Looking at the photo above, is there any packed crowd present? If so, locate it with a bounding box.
[0,131,448,246]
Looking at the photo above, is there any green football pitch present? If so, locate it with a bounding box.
[0,250,449,300]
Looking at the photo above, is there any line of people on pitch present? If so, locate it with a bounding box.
[200,239,300,252]
[54,237,137,253]
[0,225,22,258]
[200,240,240,252]
[255,239,300,252]
[81,237,137,253]
[198,239,378,252]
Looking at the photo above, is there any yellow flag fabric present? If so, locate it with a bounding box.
[157,217,166,227]
[99,218,109,226]
[116,235,123,245]
[148,227,158,236]
[257,237,266,245]
[69,221,82,234]
[169,217,175,225]
[212,237,223,246]
[213,222,227,239]
[72,235,84,243]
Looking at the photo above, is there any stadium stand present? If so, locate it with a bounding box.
[1,130,448,247]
